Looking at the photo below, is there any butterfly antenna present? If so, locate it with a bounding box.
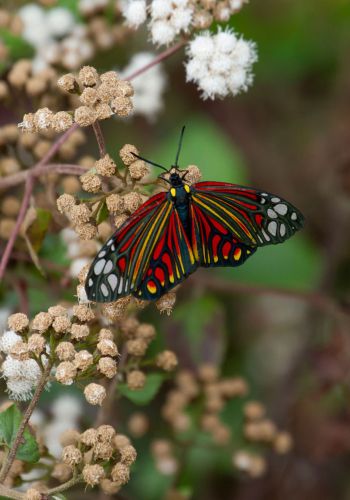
[131,152,168,172]
[174,126,186,167]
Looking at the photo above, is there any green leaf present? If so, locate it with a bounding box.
[0,405,39,463]
[0,29,34,61]
[118,373,165,405]
[96,202,109,225]
[26,208,52,253]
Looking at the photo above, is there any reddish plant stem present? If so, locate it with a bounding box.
[92,121,106,157]
[125,39,187,80]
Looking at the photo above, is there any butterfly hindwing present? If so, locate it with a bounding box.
[192,181,304,247]
[133,209,198,300]
[85,192,172,302]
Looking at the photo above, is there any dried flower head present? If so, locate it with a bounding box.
[8,313,29,333]
[84,383,106,406]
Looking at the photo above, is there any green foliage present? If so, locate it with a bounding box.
[96,201,109,225]
[0,405,39,463]
[118,373,165,405]
[0,29,34,71]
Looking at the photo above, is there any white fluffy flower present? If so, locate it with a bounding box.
[151,20,176,46]
[123,0,147,28]
[185,29,257,100]
[1,356,42,401]
[0,331,21,355]
[150,0,193,46]
[121,52,167,121]
[70,257,91,279]
[46,7,75,37]
[52,395,82,421]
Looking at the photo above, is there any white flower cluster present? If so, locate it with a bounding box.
[79,0,109,16]
[19,4,94,72]
[122,0,193,46]
[185,29,257,100]
[0,330,42,401]
[121,52,167,121]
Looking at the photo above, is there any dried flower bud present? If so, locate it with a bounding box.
[1,196,21,217]
[123,192,143,213]
[84,383,106,406]
[74,106,97,127]
[219,377,248,397]
[114,214,128,228]
[18,113,35,132]
[117,80,134,97]
[97,339,118,357]
[113,434,131,450]
[111,462,130,485]
[111,97,133,117]
[101,297,131,320]
[55,342,75,361]
[96,424,116,443]
[75,223,97,240]
[57,194,76,214]
[95,154,116,177]
[244,401,265,420]
[100,479,121,495]
[119,144,139,166]
[52,463,72,483]
[106,194,124,214]
[82,464,105,486]
[155,292,176,315]
[60,429,80,447]
[274,432,293,454]
[80,428,98,447]
[193,9,213,29]
[120,444,137,466]
[98,328,114,341]
[28,334,45,356]
[24,488,42,500]
[67,205,91,224]
[70,324,90,341]
[32,312,52,333]
[48,305,67,317]
[80,87,98,106]
[93,441,114,460]
[100,71,119,86]
[52,112,74,132]
[73,305,95,322]
[156,351,178,372]
[198,363,218,383]
[62,445,82,466]
[126,339,148,357]
[52,316,71,334]
[74,350,93,371]
[10,340,29,360]
[128,160,150,180]
[57,73,78,93]
[128,412,149,438]
[78,66,99,87]
[151,439,172,457]
[185,164,202,184]
[98,357,117,378]
[8,313,29,333]
[127,370,146,390]
[135,323,156,342]
[95,103,113,120]
[56,361,77,385]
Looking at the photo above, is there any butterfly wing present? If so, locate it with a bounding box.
[191,181,304,248]
[133,208,198,301]
[85,192,174,302]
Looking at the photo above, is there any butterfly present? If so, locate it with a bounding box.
[85,127,304,302]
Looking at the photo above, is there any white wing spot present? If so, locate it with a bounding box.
[118,278,124,294]
[261,193,268,197]
[280,223,286,237]
[291,212,297,220]
[111,245,115,252]
[108,274,118,291]
[267,208,277,219]
[94,259,106,275]
[107,239,113,246]
[262,229,270,241]
[103,260,113,274]
[272,197,280,203]
[88,278,93,286]
[98,250,106,258]
[268,221,277,236]
[260,198,266,204]
[274,204,288,216]
[101,284,109,297]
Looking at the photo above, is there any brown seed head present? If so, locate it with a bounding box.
[74,350,93,370]
[82,464,105,486]
[119,144,139,166]
[78,66,99,87]
[98,357,117,378]
[62,445,82,466]
[52,316,71,334]
[106,194,124,214]
[70,324,90,341]
[55,361,77,385]
[55,342,76,361]
[127,370,146,390]
[57,73,78,93]
[27,334,46,356]
[155,292,176,315]
[57,194,76,215]
[95,154,116,177]
[32,312,52,333]
[111,462,130,485]
[74,106,97,127]
[8,313,29,333]
[84,383,106,406]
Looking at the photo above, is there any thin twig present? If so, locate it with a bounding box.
[0,484,24,500]
[126,39,187,81]
[46,474,83,495]
[0,362,52,484]
[92,121,106,157]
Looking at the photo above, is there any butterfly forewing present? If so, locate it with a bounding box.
[85,192,172,302]
[192,181,304,247]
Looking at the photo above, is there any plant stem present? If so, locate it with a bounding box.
[46,474,83,495]
[92,121,107,157]
[0,484,24,499]
[0,362,52,484]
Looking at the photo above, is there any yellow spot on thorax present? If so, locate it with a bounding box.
[184,184,190,193]
[170,188,176,197]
